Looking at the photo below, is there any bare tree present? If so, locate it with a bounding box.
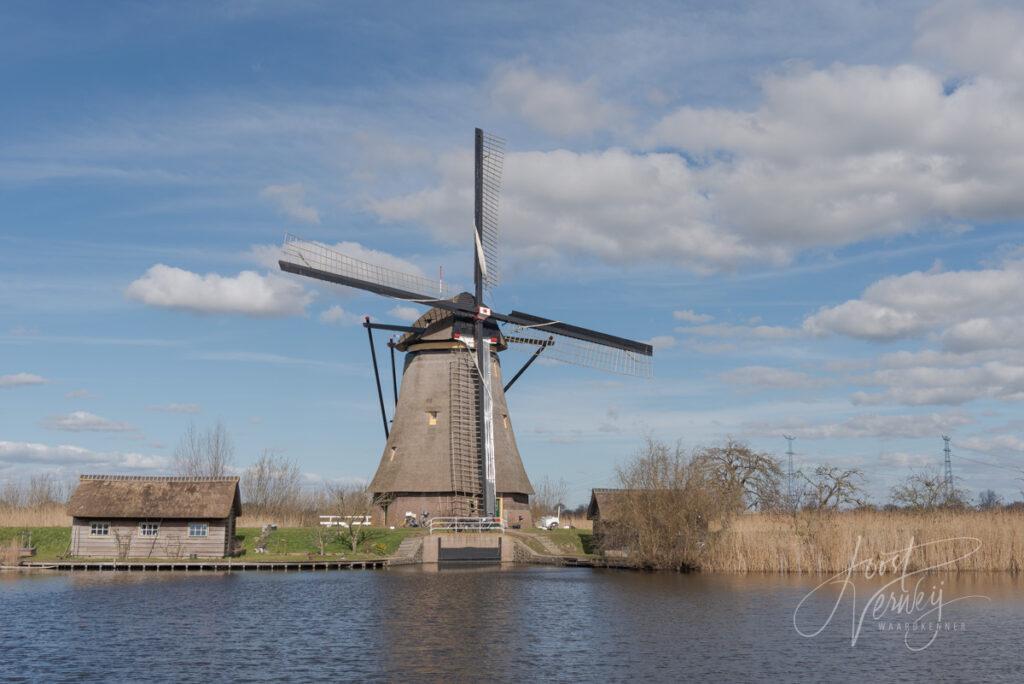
[173,421,235,477]
[242,450,302,516]
[530,476,569,521]
[322,484,376,553]
[890,468,969,509]
[799,465,868,510]
[694,439,784,511]
[606,438,741,570]
[977,489,1004,510]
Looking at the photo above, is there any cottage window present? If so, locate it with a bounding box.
[188,522,209,538]
[90,522,109,536]
[139,522,160,537]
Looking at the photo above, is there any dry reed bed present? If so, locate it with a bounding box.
[706,510,1024,573]
[0,504,70,528]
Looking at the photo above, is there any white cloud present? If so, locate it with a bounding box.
[147,403,201,414]
[960,433,1024,455]
[0,441,166,470]
[126,264,313,317]
[389,306,421,323]
[319,305,361,325]
[721,366,831,390]
[372,148,776,272]
[751,411,972,439]
[647,335,676,350]
[673,309,713,323]
[42,411,136,432]
[915,1,1024,81]
[803,259,1024,342]
[0,372,47,388]
[261,183,320,224]
[491,65,626,136]
[853,360,1024,406]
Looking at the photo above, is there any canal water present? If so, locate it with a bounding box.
[1,567,1020,682]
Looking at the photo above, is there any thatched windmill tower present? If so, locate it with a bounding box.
[279,129,653,527]
[367,294,534,525]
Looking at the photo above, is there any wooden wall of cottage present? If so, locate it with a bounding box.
[70,517,232,558]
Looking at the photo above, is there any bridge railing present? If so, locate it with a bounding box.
[428,517,505,533]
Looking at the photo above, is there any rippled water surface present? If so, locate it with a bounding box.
[2,567,1021,682]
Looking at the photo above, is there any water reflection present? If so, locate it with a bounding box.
[1,568,1021,682]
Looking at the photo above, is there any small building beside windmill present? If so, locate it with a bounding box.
[67,475,242,558]
[587,488,632,539]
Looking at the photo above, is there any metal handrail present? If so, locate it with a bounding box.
[428,517,505,533]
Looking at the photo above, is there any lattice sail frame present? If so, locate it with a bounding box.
[282,234,449,300]
[480,131,504,291]
[503,325,653,378]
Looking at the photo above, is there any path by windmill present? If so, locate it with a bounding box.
[279,129,653,527]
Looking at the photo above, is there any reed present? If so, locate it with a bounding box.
[704,509,1024,573]
[0,504,71,528]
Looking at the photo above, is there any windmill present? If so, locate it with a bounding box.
[278,129,653,526]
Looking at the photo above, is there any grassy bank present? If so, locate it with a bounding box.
[0,527,421,562]
[703,510,1024,573]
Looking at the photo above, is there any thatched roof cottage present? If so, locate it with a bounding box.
[67,475,242,559]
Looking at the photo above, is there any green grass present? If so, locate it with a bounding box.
[0,527,71,560]
[521,529,596,556]
[236,526,421,559]
[1,526,422,562]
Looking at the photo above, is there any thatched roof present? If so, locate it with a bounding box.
[67,475,242,519]
[587,488,634,521]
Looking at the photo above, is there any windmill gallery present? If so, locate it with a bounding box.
[278,129,654,529]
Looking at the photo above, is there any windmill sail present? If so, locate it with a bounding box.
[280,234,450,302]
[505,326,653,378]
[478,130,504,290]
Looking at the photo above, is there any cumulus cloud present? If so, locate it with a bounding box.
[377,11,1024,274]
[0,372,47,388]
[371,148,774,272]
[960,433,1024,455]
[0,441,166,470]
[319,305,361,325]
[852,359,1024,406]
[41,411,135,432]
[751,411,972,439]
[673,309,713,323]
[721,366,831,390]
[126,264,313,317]
[261,183,320,224]
[803,259,1024,343]
[491,65,626,136]
[147,403,201,414]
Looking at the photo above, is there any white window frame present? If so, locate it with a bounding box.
[188,522,209,538]
[89,521,110,537]
[139,521,160,537]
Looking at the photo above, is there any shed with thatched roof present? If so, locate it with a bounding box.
[67,475,242,558]
[587,488,632,538]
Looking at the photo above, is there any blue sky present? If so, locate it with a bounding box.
[3,0,1024,505]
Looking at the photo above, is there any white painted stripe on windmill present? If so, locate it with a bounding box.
[474,229,488,277]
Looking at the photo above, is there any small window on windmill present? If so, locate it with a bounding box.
[389,446,397,462]
[427,411,438,426]
[502,414,509,429]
